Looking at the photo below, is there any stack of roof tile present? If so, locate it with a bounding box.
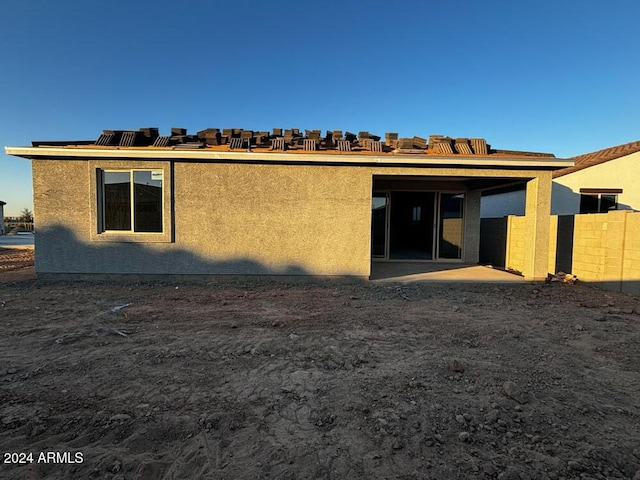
[119,131,138,147]
[454,138,473,155]
[303,139,317,151]
[229,138,244,150]
[197,128,222,145]
[271,138,286,150]
[337,140,351,152]
[470,138,488,155]
[90,126,504,156]
[385,132,398,149]
[152,136,171,147]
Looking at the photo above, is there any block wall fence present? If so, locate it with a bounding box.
[481,211,640,295]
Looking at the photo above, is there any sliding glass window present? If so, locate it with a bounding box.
[101,170,163,233]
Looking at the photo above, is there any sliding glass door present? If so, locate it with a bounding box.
[389,192,435,260]
[371,191,465,261]
[371,193,388,258]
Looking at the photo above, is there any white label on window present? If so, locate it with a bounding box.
[151,171,163,181]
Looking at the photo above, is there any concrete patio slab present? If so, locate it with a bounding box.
[370,261,525,283]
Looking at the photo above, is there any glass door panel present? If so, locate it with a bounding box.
[438,193,464,259]
[389,192,435,260]
[371,193,387,257]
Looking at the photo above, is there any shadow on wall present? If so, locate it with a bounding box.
[590,280,640,297]
[35,224,319,278]
[478,218,507,268]
[481,182,634,218]
[480,183,634,270]
[551,183,634,216]
[479,215,577,274]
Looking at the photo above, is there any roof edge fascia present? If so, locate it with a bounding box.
[5,146,574,169]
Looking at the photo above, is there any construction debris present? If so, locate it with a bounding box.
[546,271,578,284]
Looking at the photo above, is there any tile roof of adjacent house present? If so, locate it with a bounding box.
[30,127,556,159]
[554,139,640,178]
[0,200,6,205]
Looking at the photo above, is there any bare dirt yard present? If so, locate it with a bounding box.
[1,249,639,479]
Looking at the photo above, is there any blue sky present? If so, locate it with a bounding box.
[1,0,639,216]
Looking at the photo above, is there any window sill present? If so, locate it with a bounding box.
[90,231,173,243]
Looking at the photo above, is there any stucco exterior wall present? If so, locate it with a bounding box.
[482,152,640,218]
[33,160,92,270]
[524,174,552,280]
[31,157,552,279]
[552,152,640,213]
[173,163,372,276]
[33,160,372,276]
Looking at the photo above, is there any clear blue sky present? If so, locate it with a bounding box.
[1,0,639,217]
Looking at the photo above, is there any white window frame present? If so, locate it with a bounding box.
[89,161,173,243]
[100,169,164,234]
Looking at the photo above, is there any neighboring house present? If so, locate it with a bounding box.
[5,128,571,280]
[481,140,640,217]
[0,200,5,234]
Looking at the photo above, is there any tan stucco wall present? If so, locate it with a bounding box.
[31,158,553,278]
[485,151,640,217]
[501,174,553,280]
[32,160,372,276]
[173,163,372,276]
[553,152,640,213]
[32,160,93,272]
[524,174,552,280]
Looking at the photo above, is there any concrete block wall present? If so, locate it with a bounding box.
[622,214,640,295]
[499,210,640,294]
[570,211,628,291]
[571,214,606,280]
[548,215,558,274]
[505,215,527,274]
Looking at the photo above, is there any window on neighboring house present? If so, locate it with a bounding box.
[578,188,621,214]
[100,169,164,233]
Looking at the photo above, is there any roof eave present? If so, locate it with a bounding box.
[5,146,573,170]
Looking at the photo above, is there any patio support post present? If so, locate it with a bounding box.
[523,172,552,280]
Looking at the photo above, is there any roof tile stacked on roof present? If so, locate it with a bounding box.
[30,127,557,158]
[86,127,504,155]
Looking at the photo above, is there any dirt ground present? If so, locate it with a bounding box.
[1,249,639,479]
